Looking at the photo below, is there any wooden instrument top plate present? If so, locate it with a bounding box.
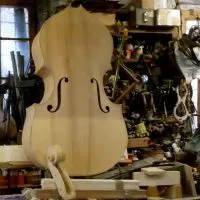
[22,6,128,176]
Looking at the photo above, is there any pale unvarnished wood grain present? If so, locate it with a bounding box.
[142,167,166,176]
[90,13,116,26]
[22,6,128,176]
[133,171,180,186]
[41,178,140,191]
[27,189,147,199]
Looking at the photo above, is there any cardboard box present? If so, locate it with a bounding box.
[154,0,168,9]
[132,0,167,9]
[128,137,150,148]
[155,9,181,26]
[129,8,155,27]
[132,0,154,9]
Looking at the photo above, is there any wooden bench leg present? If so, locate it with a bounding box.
[147,186,160,198]
[164,184,182,199]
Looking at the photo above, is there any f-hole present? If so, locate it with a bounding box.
[47,77,68,113]
[91,78,110,113]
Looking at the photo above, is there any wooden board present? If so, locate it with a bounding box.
[22,6,128,176]
[25,189,147,199]
[41,178,140,191]
[133,171,180,186]
[30,178,145,200]
[142,167,166,176]
[0,145,33,169]
[163,162,197,197]
[128,137,150,148]
[89,157,163,179]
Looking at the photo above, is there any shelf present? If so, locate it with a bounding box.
[16,184,40,188]
[124,58,152,63]
[0,184,40,189]
[124,58,138,63]
[0,145,34,169]
[128,26,176,34]
[128,138,150,148]
[0,186,8,189]
[109,26,177,36]
[118,159,133,164]
[0,161,34,169]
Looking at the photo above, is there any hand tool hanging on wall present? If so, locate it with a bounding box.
[16,51,25,80]
[4,72,17,142]
[10,51,26,129]
[111,28,128,100]
[173,79,190,122]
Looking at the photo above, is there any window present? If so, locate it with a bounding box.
[186,19,198,34]
[0,6,30,77]
[186,19,199,128]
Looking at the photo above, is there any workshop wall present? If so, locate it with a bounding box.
[36,0,70,29]
[181,10,200,34]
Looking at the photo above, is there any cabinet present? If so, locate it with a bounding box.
[104,23,186,152]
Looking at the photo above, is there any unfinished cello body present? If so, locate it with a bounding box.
[22,5,127,176]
